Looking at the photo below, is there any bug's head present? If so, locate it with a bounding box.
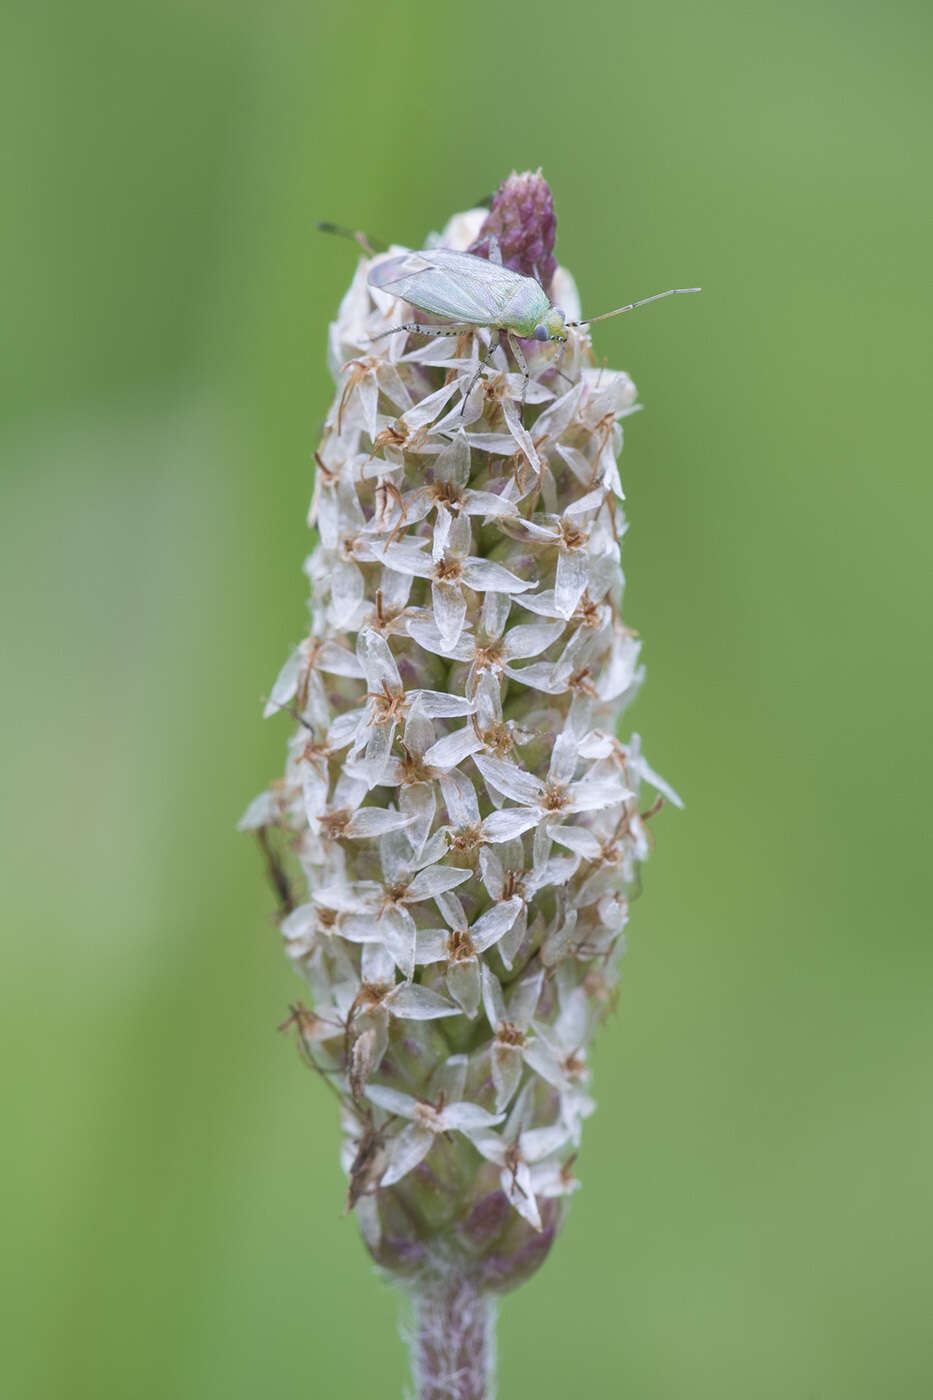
[532,306,567,343]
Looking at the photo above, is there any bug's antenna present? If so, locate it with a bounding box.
[316,222,386,257]
[568,287,701,327]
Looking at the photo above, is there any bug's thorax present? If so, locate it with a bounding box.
[496,273,551,338]
[539,305,568,342]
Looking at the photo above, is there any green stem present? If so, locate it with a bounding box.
[410,1272,496,1400]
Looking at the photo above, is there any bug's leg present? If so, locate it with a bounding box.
[553,338,574,387]
[507,332,530,413]
[369,321,476,344]
[461,331,500,415]
[487,233,503,266]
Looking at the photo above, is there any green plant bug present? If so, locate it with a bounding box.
[365,247,699,404]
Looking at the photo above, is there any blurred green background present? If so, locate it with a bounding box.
[3,0,931,1395]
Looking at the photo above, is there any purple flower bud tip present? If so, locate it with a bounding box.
[468,168,558,290]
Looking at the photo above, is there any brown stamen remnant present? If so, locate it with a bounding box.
[496,1021,527,1049]
[447,928,476,961]
[599,838,624,868]
[592,413,616,475]
[313,449,339,486]
[397,742,432,786]
[295,644,319,710]
[448,822,484,854]
[568,667,599,698]
[481,371,509,407]
[358,980,392,1010]
[346,1122,388,1211]
[512,448,539,498]
[255,827,296,917]
[381,880,411,910]
[369,422,408,458]
[501,870,526,902]
[367,681,408,725]
[541,783,568,813]
[320,809,351,840]
[503,1142,526,1183]
[474,641,505,672]
[433,557,463,583]
[308,450,341,529]
[367,588,408,635]
[475,720,513,757]
[431,479,463,509]
[582,969,619,1018]
[575,594,602,628]
[373,479,406,534]
[338,359,375,434]
[277,1001,320,1037]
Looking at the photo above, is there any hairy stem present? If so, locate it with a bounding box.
[410,1274,496,1400]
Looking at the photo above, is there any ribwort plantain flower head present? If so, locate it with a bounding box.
[242,172,681,1391]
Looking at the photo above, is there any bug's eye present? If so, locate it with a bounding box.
[533,324,549,342]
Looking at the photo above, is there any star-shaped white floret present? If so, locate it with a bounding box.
[481,965,545,1109]
[465,1082,573,1230]
[473,729,632,842]
[366,1078,503,1188]
[411,893,523,1018]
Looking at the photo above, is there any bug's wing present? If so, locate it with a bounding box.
[368,249,528,326]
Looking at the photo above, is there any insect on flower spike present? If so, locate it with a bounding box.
[366,249,700,344]
[364,249,699,410]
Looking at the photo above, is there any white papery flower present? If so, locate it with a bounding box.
[472,729,632,843]
[314,830,473,980]
[412,892,523,1018]
[481,964,545,1110]
[523,971,597,1144]
[344,626,476,787]
[466,1081,574,1230]
[380,515,535,652]
[366,1075,504,1188]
